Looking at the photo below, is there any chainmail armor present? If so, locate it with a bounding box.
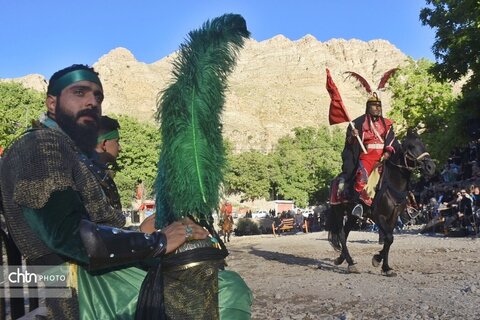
[0,128,125,262]
[0,128,126,319]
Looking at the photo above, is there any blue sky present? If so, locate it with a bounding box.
[0,0,436,79]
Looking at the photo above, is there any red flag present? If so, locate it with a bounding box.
[326,68,351,125]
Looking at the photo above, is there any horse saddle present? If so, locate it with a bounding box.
[330,166,383,206]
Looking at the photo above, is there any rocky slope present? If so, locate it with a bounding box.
[2,36,409,152]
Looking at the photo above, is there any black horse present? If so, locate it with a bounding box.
[328,131,436,276]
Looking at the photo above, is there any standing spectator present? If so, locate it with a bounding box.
[458,188,474,232]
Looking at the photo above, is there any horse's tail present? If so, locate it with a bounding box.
[326,205,344,252]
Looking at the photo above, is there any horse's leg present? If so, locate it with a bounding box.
[333,252,345,265]
[380,231,396,276]
[328,205,345,264]
[372,216,386,267]
[342,215,359,273]
[227,231,231,242]
[373,215,396,276]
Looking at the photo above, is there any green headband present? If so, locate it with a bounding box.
[49,69,103,96]
[97,130,119,144]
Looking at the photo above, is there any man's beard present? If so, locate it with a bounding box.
[55,104,100,154]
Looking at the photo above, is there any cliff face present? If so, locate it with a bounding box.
[3,36,408,152]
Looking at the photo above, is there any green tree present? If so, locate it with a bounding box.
[273,126,344,206]
[420,0,480,91]
[0,82,44,149]
[223,126,344,206]
[113,115,161,207]
[387,59,462,163]
[224,150,273,202]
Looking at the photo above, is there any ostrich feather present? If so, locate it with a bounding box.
[344,71,372,93]
[154,14,250,228]
[377,68,399,89]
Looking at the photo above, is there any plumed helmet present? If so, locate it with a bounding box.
[343,69,399,115]
[365,92,382,115]
[366,92,382,107]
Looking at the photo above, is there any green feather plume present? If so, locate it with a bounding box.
[155,14,250,228]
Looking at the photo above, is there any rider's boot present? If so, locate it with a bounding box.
[352,203,364,219]
[337,177,345,198]
[352,190,373,219]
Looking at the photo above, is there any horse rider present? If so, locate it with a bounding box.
[339,92,400,217]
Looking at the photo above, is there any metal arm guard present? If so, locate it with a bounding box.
[79,219,167,270]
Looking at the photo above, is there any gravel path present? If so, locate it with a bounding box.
[225,228,480,320]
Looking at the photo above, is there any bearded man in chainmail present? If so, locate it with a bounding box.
[0,64,251,319]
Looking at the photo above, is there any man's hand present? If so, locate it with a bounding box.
[347,128,359,144]
[161,218,209,254]
[139,213,156,233]
[382,152,391,160]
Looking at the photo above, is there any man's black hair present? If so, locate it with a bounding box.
[99,116,121,135]
[47,64,98,95]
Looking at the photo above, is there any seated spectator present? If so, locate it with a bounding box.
[272,216,284,232]
[294,209,304,231]
[472,185,480,210]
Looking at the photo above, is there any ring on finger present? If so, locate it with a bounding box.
[185,225,193,240]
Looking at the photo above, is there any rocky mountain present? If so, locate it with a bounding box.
[3,36,409,153]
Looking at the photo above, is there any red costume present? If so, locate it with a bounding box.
[341,93,399,206]
[353,114,395,205]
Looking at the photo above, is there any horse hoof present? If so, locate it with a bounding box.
[372,256,381,267]
[347,265,360,274]
[382,270,397,277]
[334,257,345,265]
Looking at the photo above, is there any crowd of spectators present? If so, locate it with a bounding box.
[413,138,480,235]
[438,139,480,183]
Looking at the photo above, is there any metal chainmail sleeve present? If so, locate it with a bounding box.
[0,128,127,319]
[0,127,125,262]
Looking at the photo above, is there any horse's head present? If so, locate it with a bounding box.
[398,130,436,177]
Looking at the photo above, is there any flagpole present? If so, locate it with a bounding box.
[349,121,368,154]
[325,68,367,154]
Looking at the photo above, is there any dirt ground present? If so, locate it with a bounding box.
[224,227,480,320]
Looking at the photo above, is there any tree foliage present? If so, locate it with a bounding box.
[224,149,273,202]
[420,0,480,91]
[223,126,344,207]
[388,58,466,163]
[113,115,161,207]
[273,127,344,207]
[0,82,44,149]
